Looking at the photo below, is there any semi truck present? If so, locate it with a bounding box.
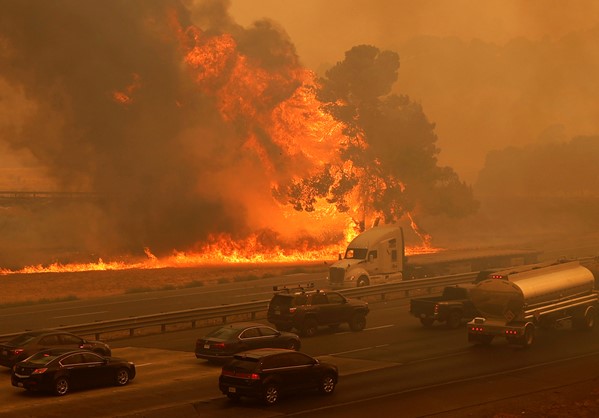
[467,260,598,347]
[327,224,540,288]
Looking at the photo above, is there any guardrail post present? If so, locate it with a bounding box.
[129,328,134,337]
[192,320,196,328]
[95,333,101,340]
[161,324,166,333]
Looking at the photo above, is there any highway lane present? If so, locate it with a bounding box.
[2,298,599,417]
[2,235,597,335]
[0,272,330,334]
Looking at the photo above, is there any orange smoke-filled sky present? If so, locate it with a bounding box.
[230,0,599,182]
[230,0,599,68]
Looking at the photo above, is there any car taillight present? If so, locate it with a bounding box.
[221,370,260,380]
[289,307,296,313]
[32,368,48,375]
[12,348,24,356]
[434,304,439,314]
[470,326,484,332]
[212,342,225,350]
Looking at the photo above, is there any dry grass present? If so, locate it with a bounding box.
[0,262,329,307]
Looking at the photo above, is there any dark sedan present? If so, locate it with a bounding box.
[219,348,338,405]
[195,322,301,363]
[11,348,135,396]
[0,329,111,368]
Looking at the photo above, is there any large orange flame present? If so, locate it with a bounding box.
[0,17,440,276]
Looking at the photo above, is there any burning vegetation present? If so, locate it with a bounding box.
[0,0,477,273]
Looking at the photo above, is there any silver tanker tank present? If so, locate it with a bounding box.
[470,261,595,322]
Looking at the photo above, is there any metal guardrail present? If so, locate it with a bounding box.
[0,272,478,343]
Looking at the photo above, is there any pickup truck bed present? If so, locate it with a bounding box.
[409,284,478,328]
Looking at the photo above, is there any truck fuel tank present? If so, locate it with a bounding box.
[470,261,595,320]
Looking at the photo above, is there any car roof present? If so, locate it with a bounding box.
[19,329,75,337]
[219,322,269,329]
[23,348,99,360]
[233,348,297,360]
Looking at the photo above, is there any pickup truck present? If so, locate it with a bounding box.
[267,284,369,337]
[409,284,478,328]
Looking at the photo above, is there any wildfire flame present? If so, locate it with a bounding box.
[0,12,440,275]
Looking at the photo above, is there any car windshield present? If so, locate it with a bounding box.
[206,327,240,339]
[8,333,37,346]
[344,248,368,260]
[26,351,62,365]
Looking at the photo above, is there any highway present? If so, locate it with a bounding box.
[1,236,599,417]
[2,295,599,417]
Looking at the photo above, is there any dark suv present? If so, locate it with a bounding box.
[267,285,369,337]
[219,348,338,405]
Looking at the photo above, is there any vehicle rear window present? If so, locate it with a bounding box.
[206,327,239,339]
[8,333,37,346]
[270,294,295,307]
[228,357,260,371]
[27,351,61,365]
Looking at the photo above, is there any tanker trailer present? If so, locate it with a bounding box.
[467,261,597,347]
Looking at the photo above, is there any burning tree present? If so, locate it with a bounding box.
[288,45,478,231]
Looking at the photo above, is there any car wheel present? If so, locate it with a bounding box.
[53,377,69,396]
[301,318,318,337]
[286,340,300,351]
[319,374,336,395]
[115,368,131,386]
[356,276,369,287]
[349,312,366,332]
[262,383,280,405]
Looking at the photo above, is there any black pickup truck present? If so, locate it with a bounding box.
[409,284,478,328]
[267,285,369,337]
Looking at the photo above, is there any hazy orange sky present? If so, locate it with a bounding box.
[229,1,599,67]
[229,0,599,181]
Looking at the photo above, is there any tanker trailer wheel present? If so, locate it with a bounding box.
[356,276,369,287]
[574,306,596,331]
[521,323,535,347]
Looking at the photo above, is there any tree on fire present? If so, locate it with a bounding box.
[287,44,478,230]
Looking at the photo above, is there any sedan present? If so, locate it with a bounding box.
[195,322,301,363]
[11,348,136,396]
[0,329,111,368]
[219,348,338,405]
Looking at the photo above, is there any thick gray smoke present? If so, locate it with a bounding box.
[0,0,311,262]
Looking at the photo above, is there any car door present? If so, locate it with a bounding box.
[59,353,89,389]
[326,292,351,323]
[61,352,106,389]
[238,327,262,351]
[272,352,320,393]
[36,334,61,352]
[58,333,85,350]
[260,353,303,394]
[256,326,282,348]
